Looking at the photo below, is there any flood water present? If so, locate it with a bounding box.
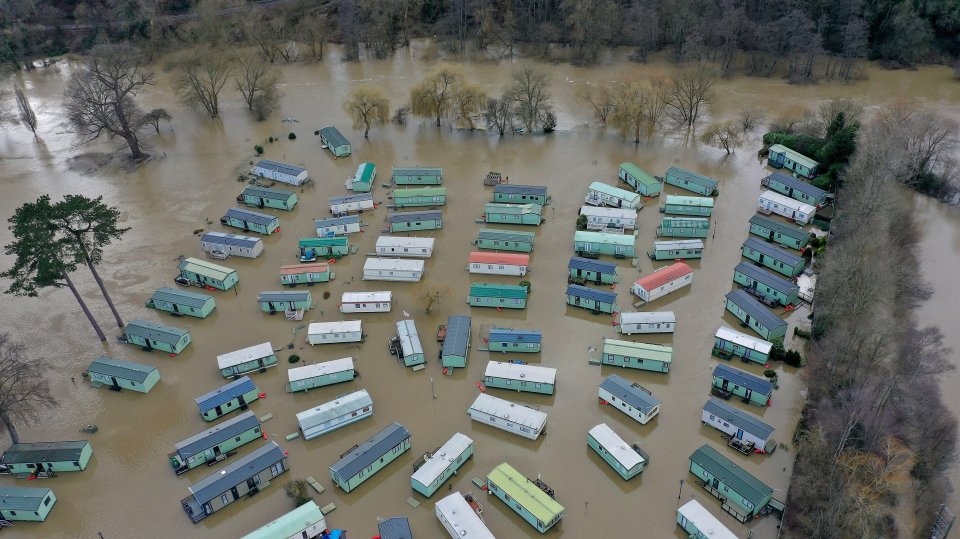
[1,44,959,539]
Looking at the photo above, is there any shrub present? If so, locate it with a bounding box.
[576,214,587,230]
[784,349,803,367]
[288,354,300,364]
[764,369,777,378]
[254,145,264,154]
[322,291,331,300]
[284,479,311,507]
[542,111,557,133]
[794,327,812,339]
[519,280,531,293]
[769,338,785,362]
[268,136,274,143]
[314,130,320,135]
[288,133,296,140]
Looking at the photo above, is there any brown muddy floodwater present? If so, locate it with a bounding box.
[1,44,959,539]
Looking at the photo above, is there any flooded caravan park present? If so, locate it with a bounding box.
[1,45,959,538]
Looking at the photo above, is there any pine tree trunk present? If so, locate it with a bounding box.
[0,411,19,444]
[63,272,106,341]
[84,257,124,328]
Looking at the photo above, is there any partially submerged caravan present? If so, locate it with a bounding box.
[467,393,547,440]
[340,291,392,313]
[297,389,373,440]
[307,321,363,345]
[286,357,356,393]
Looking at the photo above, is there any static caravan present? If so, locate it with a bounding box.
[330,193,374,215]
[341,291,392,313]
[200,232,263,259]
[177,258,238,291]
[648,239,704,260]
[475,229,535,252]
[689,444,774,522]
[618,162,660,196]
[237,185,298,211]
[220,207,280,235]
[578,205,638,232]
[217,342,277,378]
[0,441,92,475]
[286,357,356,393]
[195,376,260,421]
[748,214,809,251]
[468,251,529,276]
[297,389,373,440]
[566,284,618,314]
[241,501,327,539]
[724,289,788,341]
[493,184,550,205]
[257,290,312,313]
[617,311,676,335]
[87,356,159,394]
[280,263,333,286]
[329,422,412,493]
[712,363,774,407]
[315,215,361,237]
[713,326,773,364]
[168,411,262,475]
[467,393,547,440]
[733,262,800,306]
[664,166,719,196]
[587,423,648,480]
[376,236,435,258]
[741,237,806,277]
[568,257,618,285]
[181,442,288,523]
[251,159,310,186]
[486,462,564,533]
[435,492,495,539]
[484,361,556,395]
[146,287,216,319]
[307,321,363,345]
[632,262,693,303]
[661,195,714,216]
[573,230,636,258]
[395,319,425,366]
[348,162,376,193]
[657,217,711,238]
[363,258,425,282]
[599,374,661,425]
[392,166,442,185]
[0,487,56,522]
[702,398,776,453]
[762,171,827,206]
[468,283,528,309]
[320,126,351,157]
[488,328,541,353]
[387,210,443,232]
[378,517,412,539]
[393,186,446,207]
[123,319,191,355]
[298,237,349,261]
[677,499,739,539]
[441,315,471,370]
[601,339,673,373]
[411,432,475,497]
[585,181,643,209]
[767,143,819,179]
[758,190,815,224]
[483,203,542,226]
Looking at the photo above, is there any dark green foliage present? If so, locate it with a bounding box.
[288,133,296,140]
[764,369,777,378]
[255,145,264,154]
[1,196,72,296]
[769,338,785,362]
[314,130,320,135]
[784,349,803,367]
[288,354,300,364]
[576,214,587,230]
[541,111,557,133]
[268,136,274,143]
[519,280,531,293]
[765,111,860,191]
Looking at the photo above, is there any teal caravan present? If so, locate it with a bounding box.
[493,184,550,205]
[393,187,446,208]
[688,443,776,522]
[177,258,239,291]
[410,432,475,498]
[251,160,310,186]
[195,376,260,421]
[573,231,636,258]
[648,239,704,260]
[298,237,349,261]
[618,162,660,196]
[257,291,312,313]
[237,185,298,211]
[475,229,534,252]
[392,166,442,185]
[441,315,471,370]
[280,263,333,286]
[663,166,719,196]
[286,357,356,393]
[241,501,327,539]
[599,374,661,425]
[585,182,643,209]
[767,144,819,179]
[220,208,280,235]
[349,162,376,193]
[568,257,619,285]
[483,361,556,395]
[329,422,412,493]
[712,363,773,407]
[748,214,809,251]
[123,319,191,355]
[656,217,710,238]
[388,210,443,232]
[677,499,739,539]
[724,289,788,341]
[566,284,618,314]
[320,126,351,157]
[483,203,542,226]
[168,411,262,475]
[488,328,541,353]
[217,342,278,378]
[486,462,565,533]
[587,423,648,480]
[660,195,714,216]
[87,356,159,393]
[601,339,672,373]
[146,287,216,318]
[733,262,800,306]
[0,441,92,475]
[762,171,827,205]
[741,237,805,277]
[0,487,56,522]
[713,326,773,365]
[467,283,528,310]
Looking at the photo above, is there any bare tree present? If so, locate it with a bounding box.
[297,13,330,62]
[485,93,514,136]
[143,108,172,134]
[737,108,764,133]
[645,76,671,135]
[410,65,463,126]
[13,85,36,137]
[451,82,487,130]
[608,79,649,143]
[235,52,281,120]
[510,67,553,133]
[562,0,619,65]
[877,102,958,187]
[577,82,615,126]
[664,67,715,130]
[0,334,56,444]
[701,121,744,154]
[343,86,390,138]
[176,47,233,118]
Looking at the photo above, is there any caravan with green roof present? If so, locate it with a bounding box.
[618,162,660,196]
[486,462,564,533]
